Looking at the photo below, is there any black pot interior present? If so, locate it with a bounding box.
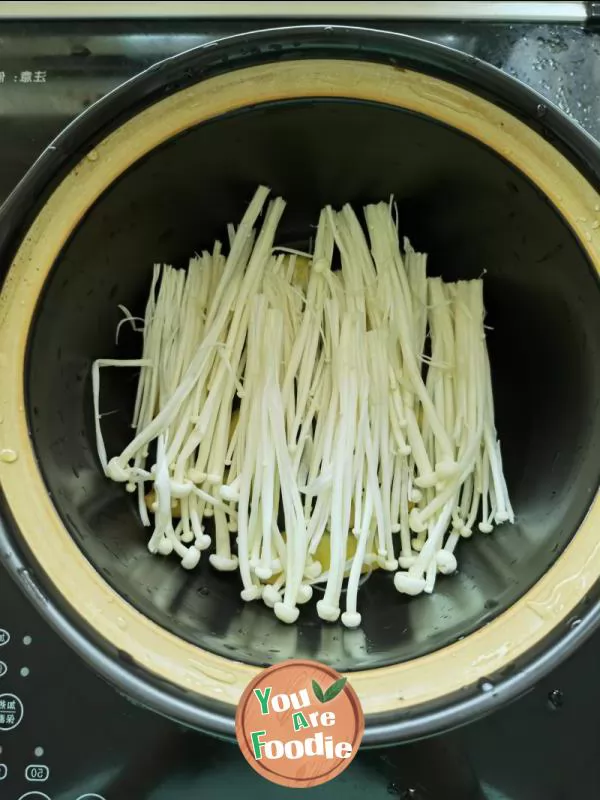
[26,98,600,671]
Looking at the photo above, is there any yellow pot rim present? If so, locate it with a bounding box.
[0,58,599,719]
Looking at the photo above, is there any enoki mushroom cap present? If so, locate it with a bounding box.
[394,572,426,596]
[240,585,262,602]
[316,599,341,622]
[209,554,238,571]
[106,457,131,482]
[180,546,201,570]
[341,611,362,628]
[436,550,458,574]
[262,584,282,608]
[296,583,313,604]
[274,601,300,624]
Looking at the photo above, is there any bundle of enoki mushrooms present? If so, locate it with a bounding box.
[93,185,514,628]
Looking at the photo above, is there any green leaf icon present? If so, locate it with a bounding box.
[312,679,325,703]
[323,677,347,702]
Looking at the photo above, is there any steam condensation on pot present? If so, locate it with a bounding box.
[92,185,514,628]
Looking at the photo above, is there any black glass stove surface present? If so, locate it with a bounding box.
[1,17,599,800]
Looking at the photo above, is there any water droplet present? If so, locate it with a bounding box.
[478,678,494,693]
[570,617,582,630]
[0,448,17,463]
[547,689,563,710]
[592,222,599,230]
[116,617,127,630]
[585,232,592,241]
[536,103,547,118]
[87,149,99,162]
[388,784,421,799]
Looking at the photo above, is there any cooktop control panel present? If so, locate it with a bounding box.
[0,626,51,798]
[0,567,164,800]
[0,601,110,800]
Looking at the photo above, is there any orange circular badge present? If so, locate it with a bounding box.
[236,659,364,788]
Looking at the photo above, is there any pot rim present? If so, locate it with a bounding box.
[0,25,599,746]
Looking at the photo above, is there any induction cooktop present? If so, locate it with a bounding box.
[1,10,599,800]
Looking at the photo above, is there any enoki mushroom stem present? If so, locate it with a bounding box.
[93,185,514,625]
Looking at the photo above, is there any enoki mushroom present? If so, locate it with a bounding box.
[93,186,514,628]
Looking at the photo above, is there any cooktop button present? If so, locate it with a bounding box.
[18,792,52,800]
[76,795,106,800]
[0,629,9,647]
[0,692,23,731]
[0,661,6,678]
[0,762,6,779]
[25,763,50,782]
